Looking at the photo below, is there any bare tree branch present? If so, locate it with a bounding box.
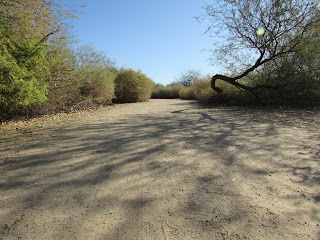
[201,0,320,101]
[36,26,60,47]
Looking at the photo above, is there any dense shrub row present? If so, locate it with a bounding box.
[0,1,155,121]
[178,86,196,100]
[177,68,320,106]
[2,0,319,122]
[177,75,255,105]
[151,84,181,99]
[151,74,256,105]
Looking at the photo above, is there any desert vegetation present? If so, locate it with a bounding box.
[200,0,320,105]
[152,0,320,106]
[151,84,181,99]
[176,74,249,104]
[114,69,154,103]
[1,0,320,122]
[0,0,154,121]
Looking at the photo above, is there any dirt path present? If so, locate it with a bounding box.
[0,99,319,240]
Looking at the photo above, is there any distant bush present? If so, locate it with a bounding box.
[79,67,115,104]
[193,77,215,104]
[152,84,181,99]
[114,69,154,103]
[178,86,196,100]
[179,75,253,105]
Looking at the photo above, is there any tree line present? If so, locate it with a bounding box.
[1,0,319,121]
[0,0,154,121]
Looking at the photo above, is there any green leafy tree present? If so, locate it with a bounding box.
[0,25,50,112]
[0,0,77,114]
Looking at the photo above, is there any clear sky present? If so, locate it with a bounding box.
[64,0,218,85]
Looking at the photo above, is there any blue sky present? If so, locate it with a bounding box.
[65,0,218,85]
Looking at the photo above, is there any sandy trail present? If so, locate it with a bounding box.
[0,99,319,239]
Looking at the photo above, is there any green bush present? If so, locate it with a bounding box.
[246,55,320,104]
[75,44,116,105]
[152,84,181,99]
[193,77,215,104]
[0,28,50,114]
[178,86,196,100]
[79,67,115,104]
[114,69,154,103]
[181,75,253,105]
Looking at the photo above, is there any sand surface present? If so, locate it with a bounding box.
[0,99,319,239]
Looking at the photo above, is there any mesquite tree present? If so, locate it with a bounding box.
[201,0,320,99]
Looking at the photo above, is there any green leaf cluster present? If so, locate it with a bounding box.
[0,25,49,112]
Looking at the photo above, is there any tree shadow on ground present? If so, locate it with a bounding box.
[0,100,319,239]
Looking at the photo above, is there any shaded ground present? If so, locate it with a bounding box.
[0,99,319,240]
